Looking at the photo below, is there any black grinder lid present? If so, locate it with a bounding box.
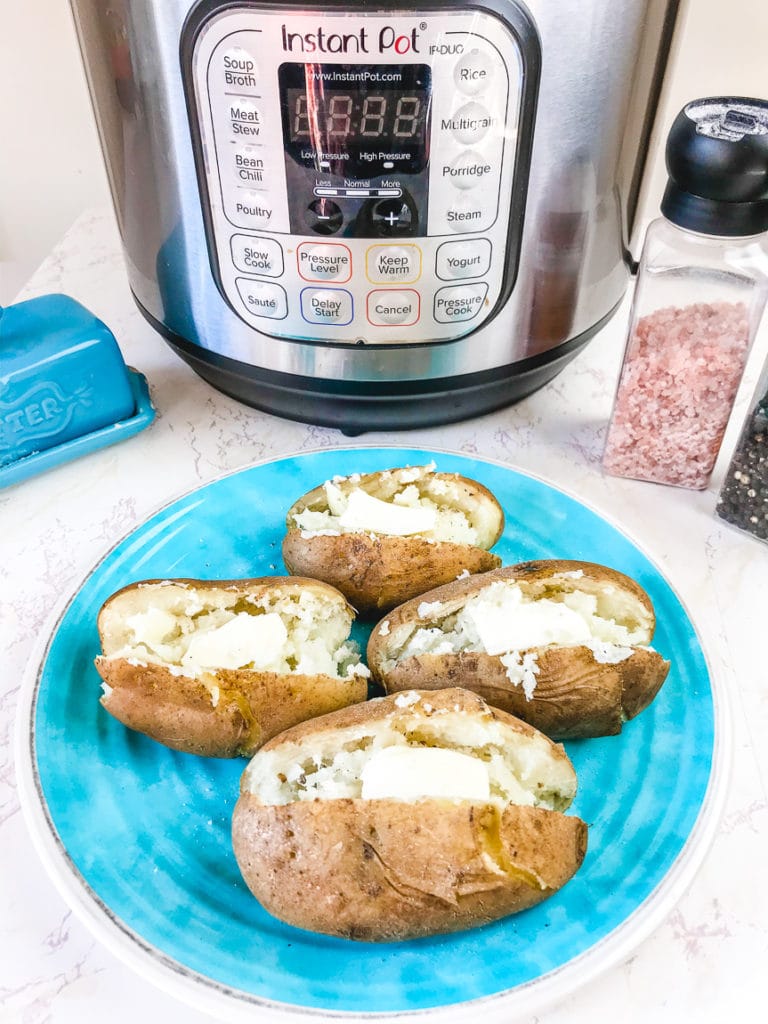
[661,97,768,236]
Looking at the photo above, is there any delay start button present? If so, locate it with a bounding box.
[300,288,354,326]
[297,242,352,283]
[433,283,489,324]
[367,290,420,326]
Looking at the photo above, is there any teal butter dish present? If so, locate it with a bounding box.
[0,294,154,488]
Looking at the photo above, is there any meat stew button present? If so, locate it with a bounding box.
[300,288,354,326]
[366,290,420,326]
[433,283,489,324]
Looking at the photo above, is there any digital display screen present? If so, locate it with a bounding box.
[279,63,432,176]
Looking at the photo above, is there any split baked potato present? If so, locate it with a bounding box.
[95,577,369,757]
[232,687,587,941]
[281,464,504,615]
[367,560,670,739]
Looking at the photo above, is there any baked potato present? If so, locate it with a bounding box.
[232,687,587,941]
[281,464,504,616]
[95,577,369,758]
[367,560,670,739]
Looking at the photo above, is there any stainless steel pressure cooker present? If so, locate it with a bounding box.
[70,0,679,432]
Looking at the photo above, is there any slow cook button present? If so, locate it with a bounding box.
[220,47,259,90]
[433,283,489,324]
[236,279,288,320]
[366,244,421,283]
[300,288,354,326]
[454,50,496,96]
[367,290,420,326]
[297,242,352,282]
[435,238,491,280]
[230,235,283,277]
[443,150,494,190]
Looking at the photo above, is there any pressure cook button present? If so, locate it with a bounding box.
[307,198,343,235]
[366,244,421,283]
[236,279,288,320]
[231,235,283,277]
[366,290,420,326]
[433,283,489,324]
[454,50,495,95]
[232,192,273,230]
[300,288,354,326]
[446,194,495,233]
[443,150,494,190]
[446,101,495,145]
[435,239,492,280]
[297,242,352,282]
[221,47,258,90]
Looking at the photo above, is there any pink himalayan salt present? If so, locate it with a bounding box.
[603,301,750,489]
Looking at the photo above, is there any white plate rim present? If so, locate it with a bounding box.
[14,443,732,1024]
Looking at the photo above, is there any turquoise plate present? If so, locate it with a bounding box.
[16,448,726,1023]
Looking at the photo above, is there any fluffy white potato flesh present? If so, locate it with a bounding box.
[98,581,368,680]
[287,465,501,546]
[241,693,577,811]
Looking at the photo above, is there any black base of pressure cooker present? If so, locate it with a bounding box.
[135,297,619,436]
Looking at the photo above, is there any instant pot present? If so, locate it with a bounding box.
[71,0,679,432]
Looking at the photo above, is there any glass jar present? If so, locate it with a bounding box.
[602,218,768,488]
[716,349,768,541]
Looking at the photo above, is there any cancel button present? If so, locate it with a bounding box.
[433,283,489,324]
[367,289,420,326]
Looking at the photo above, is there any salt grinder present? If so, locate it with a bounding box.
[603,97,768,489]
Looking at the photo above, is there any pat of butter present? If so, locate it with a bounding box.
[338,488,436,536]
[126,607,178,646]
[181,612,287,671]
[465,585,592,655]
[360,746,490,801]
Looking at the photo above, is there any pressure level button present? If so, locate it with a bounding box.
[297,242,352,282]
[454,50,495,95]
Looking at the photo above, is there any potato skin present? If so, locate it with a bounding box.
[367,561,670,739]
[282,532,500,616]
[95,576,368,758]
[232,796,587,942]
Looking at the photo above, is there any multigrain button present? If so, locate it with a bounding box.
[297,242,352,282]
[231,235,283,277]
[444,101,495,145]
[443,151,494,190]
[436,239,491,280]
[454,50,495,95]
[231,191,273,229]
[433,283,489,324]
[366,244,421,283]
[367,290,420,326]
[220,47,258,90]
[236,279,288,319]
[300,288,353,326]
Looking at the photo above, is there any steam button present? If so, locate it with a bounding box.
[454,50,495,95]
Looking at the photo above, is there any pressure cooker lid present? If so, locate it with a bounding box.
[661,96,768,236]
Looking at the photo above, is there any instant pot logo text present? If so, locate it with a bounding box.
[281,24,420,55]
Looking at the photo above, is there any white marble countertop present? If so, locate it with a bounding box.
[2,206,767,1023]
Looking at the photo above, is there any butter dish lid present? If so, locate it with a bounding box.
[0,294,155,488]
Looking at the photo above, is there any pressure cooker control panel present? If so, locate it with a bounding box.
[185,4,538,345]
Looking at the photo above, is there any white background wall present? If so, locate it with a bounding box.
[0,0,767,304]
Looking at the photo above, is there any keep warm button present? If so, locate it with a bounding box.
[433,283,489,324]
[300,288,353,326]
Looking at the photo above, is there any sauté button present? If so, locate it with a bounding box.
[300,288,353,326]
[435,239,491,280]
[220,47,258,90]
[366,245,421,283]
[236,279,288,319]
[367,290,420,326]
[454,50,496,95]
[307,198,343,235]
[433,283,489,324]
[444,150,494,190]
[231,235,283,277]
[231,192,273,230]
[297,242,352,282]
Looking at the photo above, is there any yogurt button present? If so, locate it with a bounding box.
[231,235,283,277]
[300,288,354,326]
[433,283,489,324]
[436,239,492,280]
[236,279,288,319]
[446,102,495,145]
[443,150,494,190]
[367,290,420,326]
[454,50,496,95]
